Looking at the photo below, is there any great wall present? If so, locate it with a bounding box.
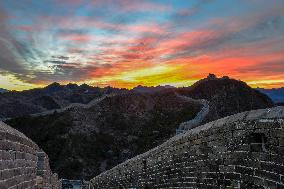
[0,121,61,189]
[1,105,284,188]
[1,94,117,122]
[175,92,210,133]
[90,106,284,188]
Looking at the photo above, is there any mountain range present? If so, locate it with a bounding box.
[0,83,125,119]
[3,75,277,179]
[257,87,284,104]
[0,88,8,93]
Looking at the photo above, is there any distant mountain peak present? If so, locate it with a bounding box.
[207,73,217,79]
[66,83,78,89]
[191,74,232,88]
[46,82,61,88]
[0,88,9,93]
[257,87,284,103]
[132,85,174,93]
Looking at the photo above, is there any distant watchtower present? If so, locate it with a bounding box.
[207,73,217,79]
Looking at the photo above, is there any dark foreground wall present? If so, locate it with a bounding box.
[0,121,61,189]
[90,106,284,189]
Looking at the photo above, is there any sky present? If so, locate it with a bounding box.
[0,0,284,90]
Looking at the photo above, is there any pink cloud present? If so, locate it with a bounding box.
[15,25,34,32]
[125,24,167,35]
[44,15,168,36]
[60,33,94,42]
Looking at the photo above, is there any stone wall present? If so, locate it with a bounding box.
[90,106,284,188]
[36,150,61,189]
[0,121,61,189]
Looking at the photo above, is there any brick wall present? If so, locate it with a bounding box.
[90,106,284,188]
[36,150,61,189]
[0,121,61,189]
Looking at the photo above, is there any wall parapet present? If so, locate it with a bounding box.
[90,106,284,188]
[0,121,61,189]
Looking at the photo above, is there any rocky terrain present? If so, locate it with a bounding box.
[5,75,274,180]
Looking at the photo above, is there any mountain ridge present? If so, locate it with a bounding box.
[257,87,284,103]
[0,88,8,93]
[0,83,126,119]
[5,75,275,179]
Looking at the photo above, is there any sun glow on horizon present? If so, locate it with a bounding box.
[0,0,284,91]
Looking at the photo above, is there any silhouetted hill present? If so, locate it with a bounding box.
[7,91,200,180]
[0,83,125,119]
[132,85,174,93]
[177,75,274,122]
[5,75,274,180]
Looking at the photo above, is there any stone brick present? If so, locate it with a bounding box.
[0,121,61,189]
[277,183,284,189]
[254,169,280,182]
[89,107,284,189]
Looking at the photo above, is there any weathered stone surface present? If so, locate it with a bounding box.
[0,121,61,189]
[90,106,284,189]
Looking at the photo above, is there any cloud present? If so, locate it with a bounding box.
[1,0,284,89]
[51,55,69,60]
[15,25,34,32]
[45,60,68,64]
[237,60,284,75]
[60,33,94,42]
[0,6,31,77]
[91,0,171,13]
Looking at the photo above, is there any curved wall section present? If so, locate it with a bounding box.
[0,121,61,189]
[90,106,284,189]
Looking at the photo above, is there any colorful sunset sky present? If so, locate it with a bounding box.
[0,0,284,90]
